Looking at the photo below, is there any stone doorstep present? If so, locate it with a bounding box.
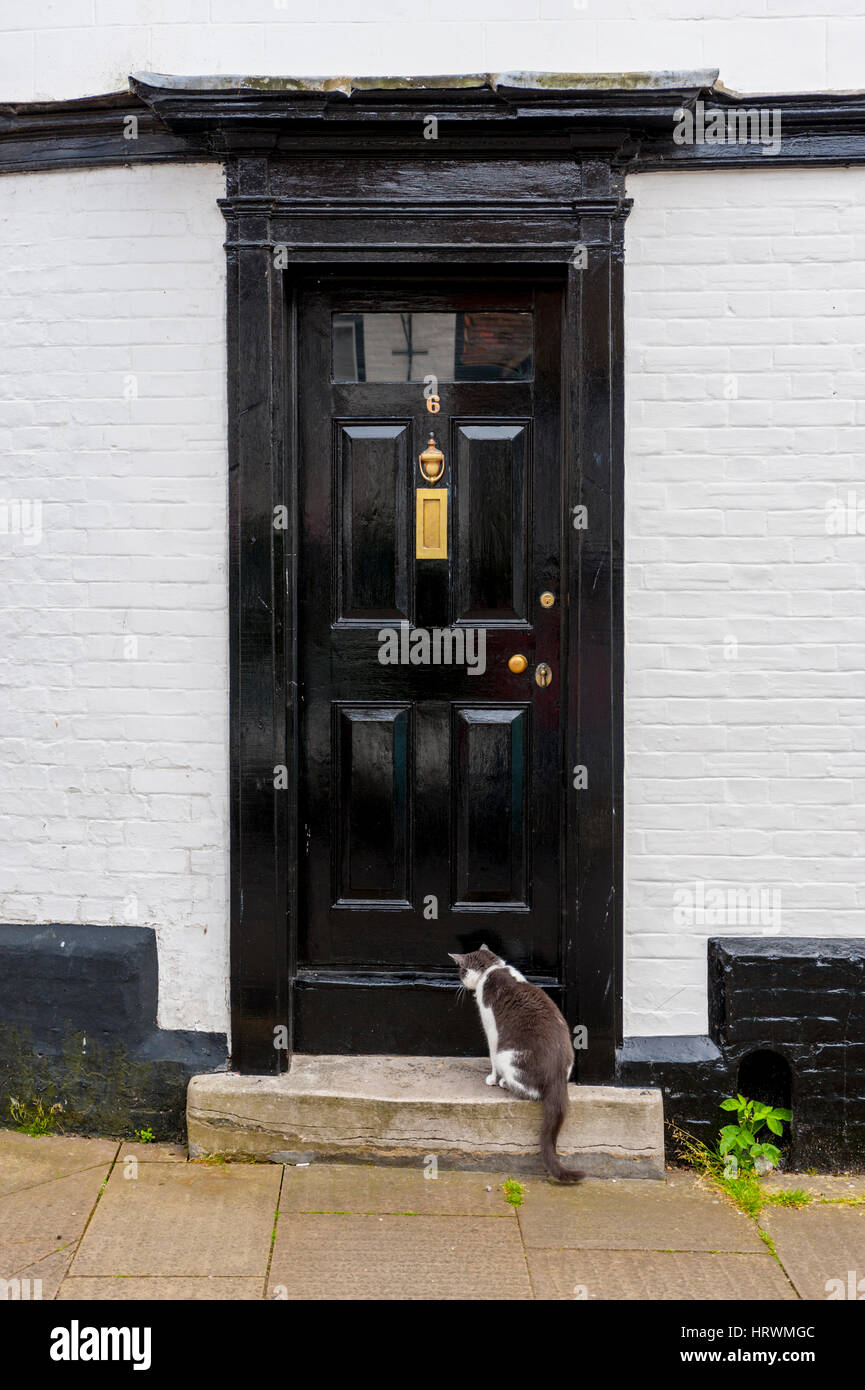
[187,1056,665,1180]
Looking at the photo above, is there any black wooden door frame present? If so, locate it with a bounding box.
[223,151,628,1083]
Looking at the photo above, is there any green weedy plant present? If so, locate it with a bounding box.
[719,1094,792,1178]
[671,1118,808,1223]
[9,1096,63,1135]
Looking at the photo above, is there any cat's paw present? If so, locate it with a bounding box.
[485,1071,497,1086]
[498,1078,509,1089]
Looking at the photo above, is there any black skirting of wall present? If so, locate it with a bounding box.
[619,938,865,1172]
[0,925,227,1141]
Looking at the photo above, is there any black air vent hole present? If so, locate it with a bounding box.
[736,1049,793,1166]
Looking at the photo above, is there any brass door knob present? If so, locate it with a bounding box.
[508,654,528,674]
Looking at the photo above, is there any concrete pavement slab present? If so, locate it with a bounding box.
[527,1249,797,1300]
[0,1130,118,1196]
[278,1163,516,1216]
[0,1167,111,1277]
[3,1126,857,1303]
[762,1204,865,1300]
[1,1248,76,1301]
[69,1162,281,1278]
[268,1213,532,1299]
[516,1174,764,1251]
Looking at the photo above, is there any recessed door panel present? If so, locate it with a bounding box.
[454,422,530,625]
[334,705,411,906]
[336,422,410,624]
[452,705,529,908]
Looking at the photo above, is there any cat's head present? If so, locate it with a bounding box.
[448,945,503,991]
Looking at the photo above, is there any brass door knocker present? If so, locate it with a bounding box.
[418,435,445,483]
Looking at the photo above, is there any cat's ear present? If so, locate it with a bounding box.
[479,943,490,953]
[448,952,464,965]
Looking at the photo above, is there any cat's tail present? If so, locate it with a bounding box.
[540,1080,584,1184]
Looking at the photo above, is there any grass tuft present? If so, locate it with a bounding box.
[502,1178,525,1209]
[765,1188,812,1209]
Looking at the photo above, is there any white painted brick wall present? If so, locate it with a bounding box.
[624,166,865,1037]
[0,1,863,103]
[0,164,229,1034]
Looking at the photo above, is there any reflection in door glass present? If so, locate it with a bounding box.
[332,311,533,383]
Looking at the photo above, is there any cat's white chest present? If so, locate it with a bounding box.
[476,982,498,1054]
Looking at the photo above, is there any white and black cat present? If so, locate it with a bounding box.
[449,945,584,1185]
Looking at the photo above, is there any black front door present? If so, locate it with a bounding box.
[296,278,566,1052]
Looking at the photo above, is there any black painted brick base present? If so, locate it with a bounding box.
[619,937,865,1171]
[0,925,227,1140]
